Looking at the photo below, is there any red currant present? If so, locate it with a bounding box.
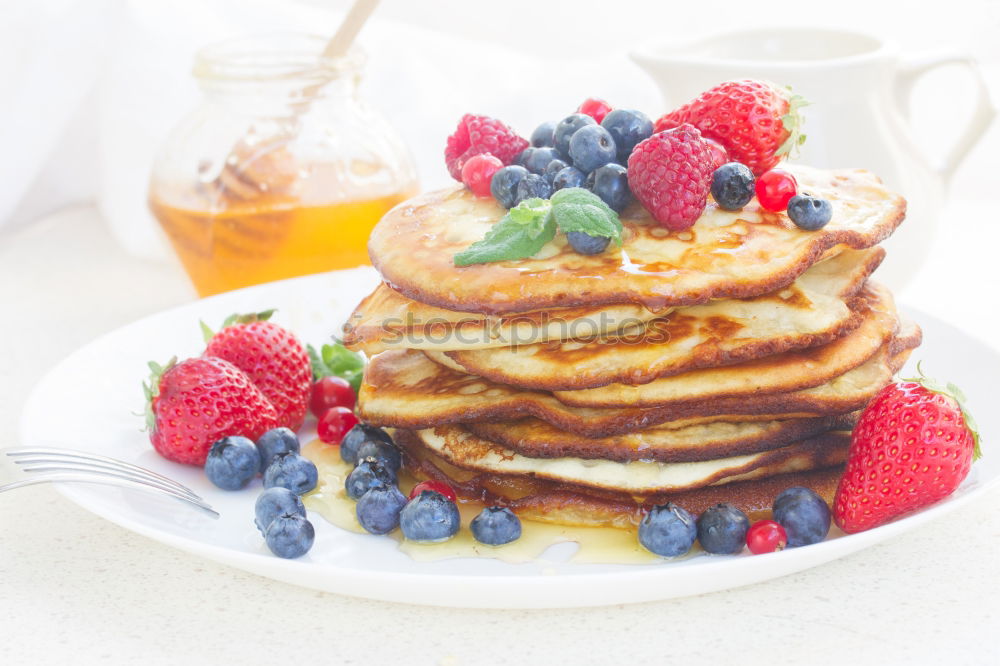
[746,520,788,554]
[577,97,613,124]
[461,154,504,198]
[310,376,356,418]
[755,168,798,212]
[317,406,358,445]
[408,480,457,503]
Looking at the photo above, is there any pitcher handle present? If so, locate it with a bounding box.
[894,53,996,184]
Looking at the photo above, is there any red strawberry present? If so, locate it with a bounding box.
[627,124,716,231]
[203,311,312,431]
[654,79,806,176]
[834,367,982,534]
[444,114,529,181]
[144,357,278,466]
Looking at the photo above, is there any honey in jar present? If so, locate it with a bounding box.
[148,34,417,297]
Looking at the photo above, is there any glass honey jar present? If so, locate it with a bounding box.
[149,33,417,297]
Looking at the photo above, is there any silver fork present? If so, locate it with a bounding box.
[1,447,218,518]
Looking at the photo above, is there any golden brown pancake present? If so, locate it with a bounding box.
[466,413,858,463]
[342,285,664,355]
[396,429,845,528]
[345,246,882,356]
[368,166,905,314]
[431,251,884,390]
[357,321,920,437]
[409,425,849,494]
[552,283,898,407]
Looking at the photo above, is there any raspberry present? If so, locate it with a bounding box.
[444,114,528,181]
[461,154,504,197]
[627,124,715,231]
[576,97,613,124]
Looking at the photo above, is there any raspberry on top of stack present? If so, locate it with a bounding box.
[341,80,979,556]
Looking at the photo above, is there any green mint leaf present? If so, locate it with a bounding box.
[550,187,615,217]
[508,198,550,225]
[550,187,622,243]
[307,342,365,392]
[453,209,557,266]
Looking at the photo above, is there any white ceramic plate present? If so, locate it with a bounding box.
[19,268,1000,608]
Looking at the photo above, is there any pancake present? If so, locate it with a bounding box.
[552,283,898,407]
[357,322,920,437]
[346,246,881,356]
[406,425,850,495]
[342,284,663,355]
[466,413,858,463]
[368,166,905,314]
[397,430,844,528]
[437,256,884,391]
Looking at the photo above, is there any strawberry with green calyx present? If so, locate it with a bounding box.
[144,356,278,466]
[202,310,312,432]
[834,363,982,534]
[654,79,808,176]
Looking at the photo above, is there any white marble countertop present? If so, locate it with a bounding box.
[2,203,999,666]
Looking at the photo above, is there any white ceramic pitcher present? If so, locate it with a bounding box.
[630,27,995,288]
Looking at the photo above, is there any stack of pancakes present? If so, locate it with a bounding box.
[345,166,919,528]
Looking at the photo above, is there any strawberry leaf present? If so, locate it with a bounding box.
[143,357,177,432]
[776,89,809,158]
[220,310,276,330]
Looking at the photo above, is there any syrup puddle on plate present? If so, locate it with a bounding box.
[301,440,662,565]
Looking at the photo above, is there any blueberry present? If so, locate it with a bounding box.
[264,513,315,559]
[543,158,569,184]
[255,427,299,474]
[355,439,402,475]
[566,230,610,255]
[787,194,833,231]
[340,423,394,465]
[254,487,306,536]
[204,436,261,491]
[470,506,521,546]
[490,165,529,208]
[531,121,556,148]
[552,166,586,191]
[514,173,552,205]
[523,147,561,175]
[585,163,631,212]
[399,490,461,542]
[601,108,653,163]
[696,503,750,554]
[711,162,755,211]
[512,149,529,166]
[638,503,697,557]
[773,486,831,547]
[553,113,596,158]
[356,485,407,535]
[263,451,318,495]
[345,456,396,500]
[568,125,617,173]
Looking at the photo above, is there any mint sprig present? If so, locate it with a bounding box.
[453,188,621,266]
